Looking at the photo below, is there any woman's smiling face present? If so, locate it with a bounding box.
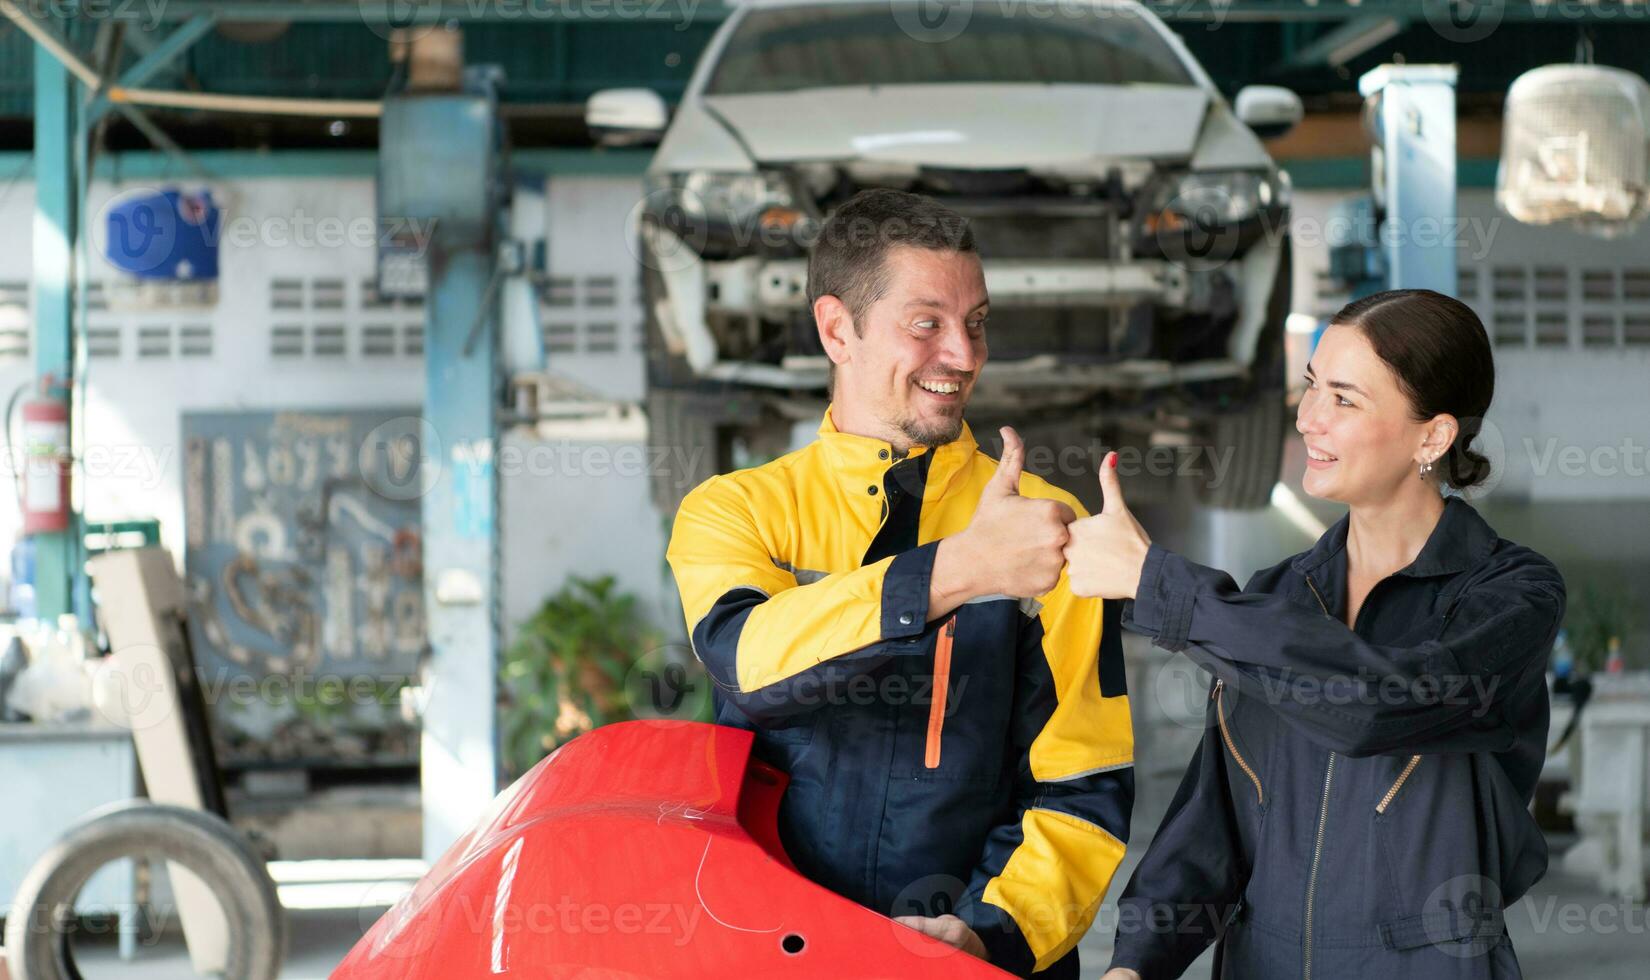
[1296,324,1449,505]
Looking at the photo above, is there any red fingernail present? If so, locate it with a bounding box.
[1109,452,1118,469]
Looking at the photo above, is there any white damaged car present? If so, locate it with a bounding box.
[590,0,1301,510]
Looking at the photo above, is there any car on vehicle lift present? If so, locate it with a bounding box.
[588,0,1301,513]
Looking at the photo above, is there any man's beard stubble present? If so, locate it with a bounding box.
[898,413,965,449]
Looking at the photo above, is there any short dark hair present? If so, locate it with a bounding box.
[1330,288,1496,490]
[807,188,976,335]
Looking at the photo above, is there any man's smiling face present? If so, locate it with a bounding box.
[823,245,989,451]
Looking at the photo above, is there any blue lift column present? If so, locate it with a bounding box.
[379,74,506,860]
[31,37,78,620]
[1360,65,1459,294]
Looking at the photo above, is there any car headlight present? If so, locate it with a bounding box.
[1142,170,1289,234]
[648,171,814,256]
[678,171,793,224]
[682,171,814,241]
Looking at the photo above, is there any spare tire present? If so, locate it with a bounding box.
[5,802,284,980]
[1197,232,1293,511]
[1198,388,1287,510]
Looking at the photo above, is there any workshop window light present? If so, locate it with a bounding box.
[1285,312,1319,335]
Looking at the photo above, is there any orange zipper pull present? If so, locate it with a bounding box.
[925,616,956,769]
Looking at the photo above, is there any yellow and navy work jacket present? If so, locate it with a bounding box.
[667,410,1134,977]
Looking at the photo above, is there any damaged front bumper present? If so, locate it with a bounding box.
[642,221,1284,393]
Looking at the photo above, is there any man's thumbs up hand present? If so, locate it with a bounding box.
[945,427,1076,601]
[984,425,1025,499]
[1064,451,1153,599]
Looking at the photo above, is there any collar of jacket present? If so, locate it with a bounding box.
[1290,495,1499,580]
[815,406,978,503]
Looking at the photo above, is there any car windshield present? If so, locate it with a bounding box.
[706,2,1196,95]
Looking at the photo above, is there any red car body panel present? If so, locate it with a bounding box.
[333,720,1011,978]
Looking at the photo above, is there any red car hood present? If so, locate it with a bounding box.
[334,721,1011,977]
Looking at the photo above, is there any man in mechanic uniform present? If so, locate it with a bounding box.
[667,189,1133,977]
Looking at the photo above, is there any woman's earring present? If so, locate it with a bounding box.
[1418,458,1434,479]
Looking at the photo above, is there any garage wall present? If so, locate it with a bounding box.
[0,173,681,640]
[1292,187,1650,503]
[2,170,1644,645]
[508,175,682,634]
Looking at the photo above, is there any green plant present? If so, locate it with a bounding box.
[499,575,658,779]
[272,674,408,733]
[1564,581,1638,673]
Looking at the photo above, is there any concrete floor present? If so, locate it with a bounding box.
[57,863,419,980]
[65,907,377,980]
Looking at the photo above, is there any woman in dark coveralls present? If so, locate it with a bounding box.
[1063,289,1566,980]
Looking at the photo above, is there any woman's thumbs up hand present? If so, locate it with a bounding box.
[1063,451,1153,599]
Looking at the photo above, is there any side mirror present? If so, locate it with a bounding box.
[586,88,669,147]
[1235,85,1303,141]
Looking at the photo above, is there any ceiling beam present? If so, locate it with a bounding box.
[70,0,1650,25]
[1278,14,1407,69]
[87,13,217,122]
[2,5,212,178]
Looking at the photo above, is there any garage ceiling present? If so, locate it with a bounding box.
[3,1,1650,149]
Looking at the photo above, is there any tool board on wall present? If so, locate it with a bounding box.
[181,408,426,770]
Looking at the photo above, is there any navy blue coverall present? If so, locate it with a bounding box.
[1110,497,1565,980]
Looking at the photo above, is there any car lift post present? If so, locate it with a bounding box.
[378,38,508,860]
[1360,64,1459,293]
[28,19,77,622]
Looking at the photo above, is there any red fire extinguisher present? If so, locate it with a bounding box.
[20,381,71,534]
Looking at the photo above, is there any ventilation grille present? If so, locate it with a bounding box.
[263,277,423,362]
[1464,264,1650,350]
[137,325,172,358]
[0,280,28,361]
[536,272,644,357]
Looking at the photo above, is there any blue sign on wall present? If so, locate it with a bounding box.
[104,187,221,281]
